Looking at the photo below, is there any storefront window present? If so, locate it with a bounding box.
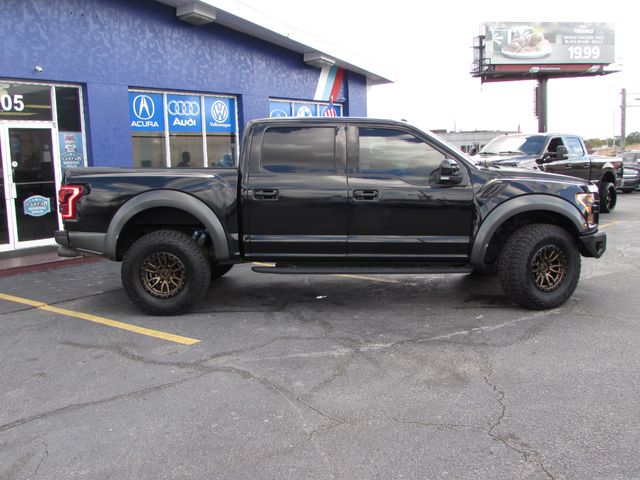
[55,87,81,131]
[56,86,85,171]
[129,90,237,168]
[169,134,205,168]
[0,83,52,121]
[269,99,342,118]
[132,132,165,168]
[207,135,236,168]
[0,81,86,252]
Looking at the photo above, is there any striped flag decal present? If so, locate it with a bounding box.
[314,66,344,102]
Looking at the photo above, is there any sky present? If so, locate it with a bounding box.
[237,0,639,140]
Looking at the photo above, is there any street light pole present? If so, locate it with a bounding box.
[621,88,626,152]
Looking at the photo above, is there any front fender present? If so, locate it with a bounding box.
[470,194,587,267]
[105,190,230,261]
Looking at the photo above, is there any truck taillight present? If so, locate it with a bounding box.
[58,185,83,220]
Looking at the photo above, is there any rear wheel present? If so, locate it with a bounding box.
[498,224,580,310]
[122,230,210,315]
[599,181,617,213]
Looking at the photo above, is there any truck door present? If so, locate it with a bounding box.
[346,124,474,260]
[542,136,590,181]
[243,123,348,259]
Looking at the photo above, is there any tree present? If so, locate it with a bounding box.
[626,131,640,145]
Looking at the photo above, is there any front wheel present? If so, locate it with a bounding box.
[599,181,617,213]
[122,230,211,315]
[498,224,581,310]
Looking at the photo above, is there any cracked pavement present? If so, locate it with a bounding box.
[1,195,640,479]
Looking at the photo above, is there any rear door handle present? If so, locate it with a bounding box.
[353,189,379,201]
[252,189,279,200]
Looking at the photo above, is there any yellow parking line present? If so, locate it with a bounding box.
[599,221,622,230]
[0,293,200,346]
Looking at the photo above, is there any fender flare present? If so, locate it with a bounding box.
[105,190,229,261]
[470,195,586,267]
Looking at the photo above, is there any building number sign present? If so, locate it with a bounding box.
[0,95,25,112]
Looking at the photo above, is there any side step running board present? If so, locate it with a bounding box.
[252,265,473,275]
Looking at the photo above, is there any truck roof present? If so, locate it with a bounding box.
[247,117,409,128]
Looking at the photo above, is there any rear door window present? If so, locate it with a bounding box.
[261,127,335,173]
[565,137,585,157]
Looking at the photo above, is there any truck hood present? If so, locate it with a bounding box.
[471,152,540,169]
[483,165,588,186]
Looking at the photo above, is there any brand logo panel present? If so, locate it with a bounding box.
[167,94,202,133]
[129,92,164,131]
[204,97,235,133]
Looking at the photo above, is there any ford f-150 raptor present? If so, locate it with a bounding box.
[56,118,606,315]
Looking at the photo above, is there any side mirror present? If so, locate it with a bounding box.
[555,145,569,160]
[437,159,462,185]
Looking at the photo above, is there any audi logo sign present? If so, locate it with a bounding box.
[168,100,200,117]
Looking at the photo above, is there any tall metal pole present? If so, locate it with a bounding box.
[620,88,626,152]
[537,77,548,133]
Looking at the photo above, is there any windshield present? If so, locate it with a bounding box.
[480,135,546,155]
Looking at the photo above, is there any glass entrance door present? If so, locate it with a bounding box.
[0,125,60,251]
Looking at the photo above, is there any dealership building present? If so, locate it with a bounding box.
[0,0,392,252]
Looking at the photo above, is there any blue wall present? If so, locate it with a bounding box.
[1,0,367,166]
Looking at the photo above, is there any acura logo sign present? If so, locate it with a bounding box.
[132,95,155,120]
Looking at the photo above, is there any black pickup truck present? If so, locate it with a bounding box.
[474,133,623,213]
[56,118,606,315]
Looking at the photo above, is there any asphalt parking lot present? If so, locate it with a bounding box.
[1,194,639,480]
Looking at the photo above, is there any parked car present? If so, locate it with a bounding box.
[620,151,640,192]
[56,118,606,314]
[621,150,640,163]
[473,133,623,213]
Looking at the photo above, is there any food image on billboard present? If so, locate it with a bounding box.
[484,22,615,65]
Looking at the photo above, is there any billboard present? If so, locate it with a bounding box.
[483,22,615,66]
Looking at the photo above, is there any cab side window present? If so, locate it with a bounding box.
[546,137,565,154]
[565,137,585,157]
[358,128,445,183]
[261,127,335,173]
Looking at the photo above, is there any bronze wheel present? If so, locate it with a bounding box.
[498,224,580,310]
[140,252,186,298]
[122,230,210,315]
[530,245,566,292]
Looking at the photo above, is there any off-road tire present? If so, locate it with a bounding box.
[599,181,617,213]
[498,224,580,310]
[211,263,233,279]
[122,230,210,315]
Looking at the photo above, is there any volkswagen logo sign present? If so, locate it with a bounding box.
[296,106,313,117]
[168,100,200,117]
[132,95,155,120]
[210,100,229,123]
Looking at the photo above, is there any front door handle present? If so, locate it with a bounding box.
[353,189,379,201]
[252,189,279,200]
